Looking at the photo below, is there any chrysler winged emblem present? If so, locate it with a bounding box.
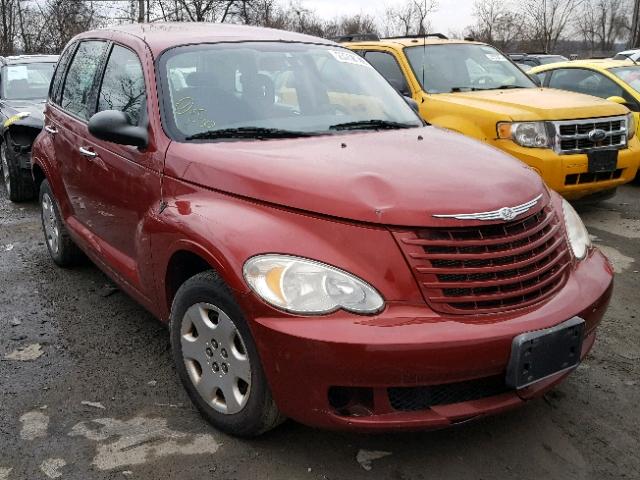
[433,194,543,221]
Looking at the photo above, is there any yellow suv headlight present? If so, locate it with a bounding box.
[497,121,552,148]
[627,113,636,140]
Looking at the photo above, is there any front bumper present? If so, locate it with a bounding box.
[494,136,640,200]
[249,249,613,431]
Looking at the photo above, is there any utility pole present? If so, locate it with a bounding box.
[631,0,640,48]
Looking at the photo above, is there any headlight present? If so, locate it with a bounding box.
[627,113,636,139]
[243,255,385,315]
[497,121,552,148]
[562,199,591,260]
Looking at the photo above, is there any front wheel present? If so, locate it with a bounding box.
[170,270,284,437]
[1,139,35,202]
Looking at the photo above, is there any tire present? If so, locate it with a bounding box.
[1,137,35,202]
[170,270,284,437]
[39,179,83,267]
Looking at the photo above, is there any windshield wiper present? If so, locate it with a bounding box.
[186,127,314,141]
[481,85,527,91]
[328,120,417,131]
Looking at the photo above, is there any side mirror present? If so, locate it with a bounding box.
[607,96,629,107]
[88,110,148,148]
[404,96,420,114]
[528,74,542,87]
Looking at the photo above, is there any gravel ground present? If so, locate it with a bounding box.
[0,183,638,480]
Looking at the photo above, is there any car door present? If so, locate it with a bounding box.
[79,42,162,292]
[46,40,109,224]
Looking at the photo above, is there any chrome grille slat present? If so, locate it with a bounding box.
[553,115,628,154]
[393,205,571,315]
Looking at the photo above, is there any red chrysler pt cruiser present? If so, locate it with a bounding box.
[31,23,613,436]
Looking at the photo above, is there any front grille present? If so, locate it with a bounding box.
[565,168,624,185]
[553,116,627,154]
[393,204,571,315]
[388,376,510,411]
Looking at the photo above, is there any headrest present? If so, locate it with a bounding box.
[185,72,211,88]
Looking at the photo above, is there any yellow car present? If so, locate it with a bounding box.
[343,36,640,200]
[530,58,640,146]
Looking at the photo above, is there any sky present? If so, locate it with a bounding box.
[303,0,477,34]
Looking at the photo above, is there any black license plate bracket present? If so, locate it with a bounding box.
[587,149,618,173]
[506,317,585,389]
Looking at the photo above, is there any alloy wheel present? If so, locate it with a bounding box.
[41,192,60,255]
[180,302,252,415]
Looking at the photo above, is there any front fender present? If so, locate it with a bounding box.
[152,177,424,320]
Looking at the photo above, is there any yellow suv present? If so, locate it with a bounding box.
[343,35,640,200]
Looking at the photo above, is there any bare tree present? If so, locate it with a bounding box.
[466,0,521,50]
[383,0,439,37]
[575,0,631,54]
[0,0,18,54]
[520,0,582,52]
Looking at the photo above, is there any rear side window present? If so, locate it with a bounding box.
[97,45,146,125]
[364,51,410,94]
[50,43,76,104]
[61,41,107,120]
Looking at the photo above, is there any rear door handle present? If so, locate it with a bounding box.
[44,125,58,134]
[79,147,97,158]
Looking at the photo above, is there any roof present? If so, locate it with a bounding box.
[81,22,336,57]
[343,37,481,49]
[532,59,637,72]
[0,54,59,65]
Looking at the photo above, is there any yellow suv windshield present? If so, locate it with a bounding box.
[404,44,536,94]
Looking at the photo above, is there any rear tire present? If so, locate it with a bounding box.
[39,179,83,267]
[170,270,284,437]
[1,138,35,202]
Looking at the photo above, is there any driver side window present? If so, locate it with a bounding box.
[549,69,624,99]
[364,51,410,95]
[97,45,146,126]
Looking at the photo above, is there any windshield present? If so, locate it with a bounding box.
[537,55,568,65]
[0,62,55,100]
[610,66,640,92]
[404,44,536,94]
[159,42,422,141]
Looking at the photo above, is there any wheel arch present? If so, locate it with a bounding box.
[163,241,247,319]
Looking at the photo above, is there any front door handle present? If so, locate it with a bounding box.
[44,125,58,134]
[79,147,97,158]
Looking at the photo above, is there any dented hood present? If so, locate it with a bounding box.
[164,126,546,227]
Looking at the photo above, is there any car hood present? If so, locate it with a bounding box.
[164,127,547,227]
[1,99,46,124]
[432,88,627,121]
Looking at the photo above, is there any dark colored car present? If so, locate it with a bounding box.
[31,23,613,437]
[1,55,58,201]
[508,53,569,69]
